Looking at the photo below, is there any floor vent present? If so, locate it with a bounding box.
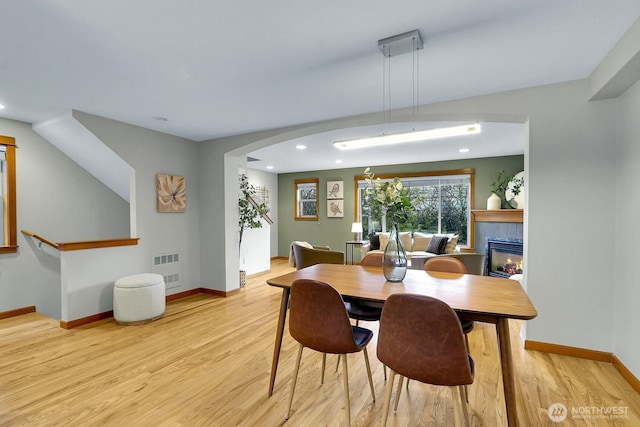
[152,252,181,289]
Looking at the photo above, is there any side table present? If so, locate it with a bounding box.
[345,240,367,265]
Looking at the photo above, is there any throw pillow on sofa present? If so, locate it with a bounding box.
[426,235,449,254]
[412,232,433,251]
[378,231,411,250]
[369,233,380,250]
[445,234,459,254]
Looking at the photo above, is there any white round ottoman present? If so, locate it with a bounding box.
[113,273,165,325]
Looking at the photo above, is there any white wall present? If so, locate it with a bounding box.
[0,117,130,318]
[614,78,640,376]
[61,245,144,321]
[73,112,202,298]
[215,79,620,358]
[240,168,277,275]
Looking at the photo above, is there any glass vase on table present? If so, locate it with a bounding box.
[382,222,407,282]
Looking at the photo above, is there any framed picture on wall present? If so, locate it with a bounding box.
[327,199,344,217]
[157,173,186,213]
[327,180,343,199]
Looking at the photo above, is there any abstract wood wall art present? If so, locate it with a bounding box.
[157,174,186,213]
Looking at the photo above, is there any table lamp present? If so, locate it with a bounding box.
[351,222,363,241]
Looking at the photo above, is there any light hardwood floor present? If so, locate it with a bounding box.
[1,259,639,426]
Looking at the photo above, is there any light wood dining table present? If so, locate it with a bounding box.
[266,263,537,427]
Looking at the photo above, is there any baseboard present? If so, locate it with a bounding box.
[199,287,241,297]
[525,340,612,362]
[166,289,201,302]
[272,256,288,260]
[59,288,234,329]
[0,306,36,320]
[60,311,113,329]
[612,354,640,394]
[525,340,640,394]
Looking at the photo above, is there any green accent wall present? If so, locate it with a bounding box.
[278,154,523,257]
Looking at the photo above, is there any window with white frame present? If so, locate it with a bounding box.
[356,170,473,246]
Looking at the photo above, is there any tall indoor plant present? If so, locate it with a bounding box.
[363,168,416,282]
[238,174,270,287]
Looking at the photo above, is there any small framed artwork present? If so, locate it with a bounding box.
[157,173,186,213]
[327,181,343,199]
[327,199,344,217]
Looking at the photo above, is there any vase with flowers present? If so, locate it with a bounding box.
[363,168,416,282]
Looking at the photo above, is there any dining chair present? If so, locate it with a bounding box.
[286,279,376,426]
[345,253,385,324]
[424,256,474,351]
[377,293,474,426]
[340,252,387,380]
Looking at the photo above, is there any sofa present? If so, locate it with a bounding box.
[361,232,486,275]
[361,231,459,259]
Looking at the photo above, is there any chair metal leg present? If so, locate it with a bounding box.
[394,375,404,411]
[335,354,341,372]
[362,347,375,402]
[286,344,304,419]
[463,332,470,403]
[321,353,326,385]
[451,386,462,426]
[341,354,351,426]
[458,385,471,426]
[383,364,387,381]
[381,370,396,427]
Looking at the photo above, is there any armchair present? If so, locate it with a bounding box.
[290,242,344,270]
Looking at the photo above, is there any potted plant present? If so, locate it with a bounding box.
[238,174,270,287]
[491,170,524,209]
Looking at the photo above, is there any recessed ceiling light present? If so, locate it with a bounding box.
[0,104,5,109]
[295,145,307,150]
[459,148,470,153]
[335,159,342,164]
[266,165,274,170]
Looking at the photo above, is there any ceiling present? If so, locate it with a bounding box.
[1,1,639,172]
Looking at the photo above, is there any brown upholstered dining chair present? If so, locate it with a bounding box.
[424,256,474,352]
[344,253,385,325]
[423,256,467,275]
[377,294,474,426]
[340,251,387,379]
[286,279,376,426]
[359,252,383,266]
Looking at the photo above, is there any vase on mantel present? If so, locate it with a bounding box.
[382,222,407,282]
[487,192,501,210]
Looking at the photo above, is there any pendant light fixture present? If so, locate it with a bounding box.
[334,29,481,150]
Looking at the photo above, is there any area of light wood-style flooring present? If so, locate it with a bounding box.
[1,259,639,426]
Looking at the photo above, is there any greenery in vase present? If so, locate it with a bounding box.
[238,174,270,252]
[362,167,417,226]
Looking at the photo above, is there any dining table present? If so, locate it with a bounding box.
[266,263,537,427]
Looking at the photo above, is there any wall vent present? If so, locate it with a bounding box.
[152,252,181,289]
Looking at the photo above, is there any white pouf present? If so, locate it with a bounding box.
[113,273,165,325]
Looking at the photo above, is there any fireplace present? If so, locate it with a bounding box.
[486,238,523,278]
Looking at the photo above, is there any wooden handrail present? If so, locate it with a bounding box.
[21,229,58,249]
[21,230,139,251]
